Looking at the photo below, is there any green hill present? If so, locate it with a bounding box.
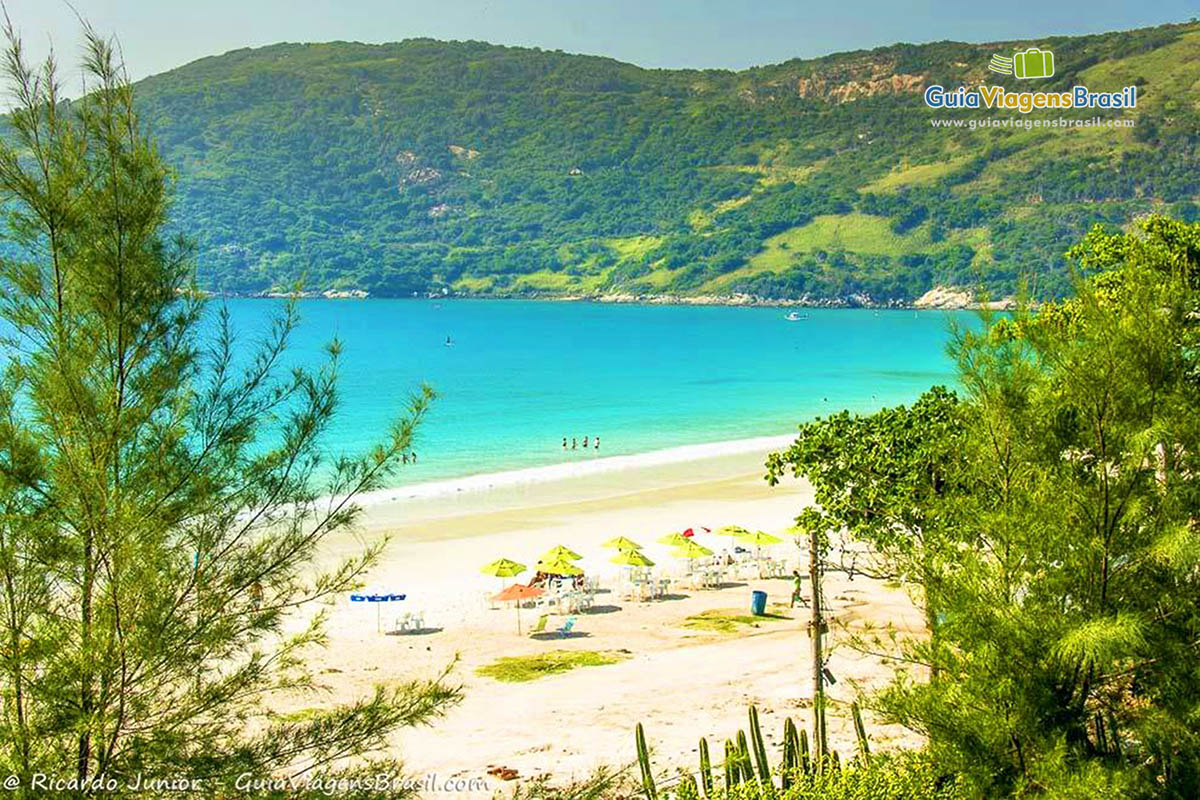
[128,21,1200,301]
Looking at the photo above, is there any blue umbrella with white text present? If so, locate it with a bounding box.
[350,591,407,633]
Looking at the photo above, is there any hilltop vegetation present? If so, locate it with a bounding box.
[127,21,1200,301]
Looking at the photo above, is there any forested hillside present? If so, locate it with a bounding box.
[129,20,1200,301]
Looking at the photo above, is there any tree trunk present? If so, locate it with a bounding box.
[809,528,827,765]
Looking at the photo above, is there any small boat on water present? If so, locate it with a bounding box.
[784,311,808,321]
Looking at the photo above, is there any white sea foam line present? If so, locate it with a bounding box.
[354,433,797,506]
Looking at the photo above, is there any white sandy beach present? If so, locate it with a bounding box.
[283,438,925,797]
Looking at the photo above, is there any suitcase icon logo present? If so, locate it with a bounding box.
[988,48,1055,79]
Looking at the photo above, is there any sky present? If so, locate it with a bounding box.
[1,0,1195,87]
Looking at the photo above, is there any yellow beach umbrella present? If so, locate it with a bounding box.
[672,539,713,578]
[535,557,584,577]
[602,536,642,551]
[672,540,713,559]
[480,558,527,578]
[716,525,750,537]
[735,530,783,547]
[610,549,655,567]
[657,532,691,547]
[480,558,527,608]
[541,545,583,562]
[737,530,784,577]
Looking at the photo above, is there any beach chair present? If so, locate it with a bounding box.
[556,617,576,638]
[528,614,549,636]
[393,611,425,633]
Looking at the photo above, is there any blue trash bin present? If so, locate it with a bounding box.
[750,590,767,616]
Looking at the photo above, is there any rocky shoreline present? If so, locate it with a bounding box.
[209,285,1012,311]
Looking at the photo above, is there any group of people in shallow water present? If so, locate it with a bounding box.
[562,436,600,451]
[401,452,419,465]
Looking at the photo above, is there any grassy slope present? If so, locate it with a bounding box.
[698,215,990,292]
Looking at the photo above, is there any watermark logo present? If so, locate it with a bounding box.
[989,48,1055,80]
[924,47,1136,115]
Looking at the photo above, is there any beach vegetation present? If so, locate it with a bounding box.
[0,24,458,796]
[681,609,791,634]
[475,650,631,683]
[633,706,965,800]
[768,215,1200,797]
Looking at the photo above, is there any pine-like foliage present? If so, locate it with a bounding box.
[770,215,1200,797]
[0,22,458,796]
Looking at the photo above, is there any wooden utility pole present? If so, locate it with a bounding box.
[809,526,828,765]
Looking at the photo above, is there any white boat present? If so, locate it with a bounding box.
[784,311,807,321]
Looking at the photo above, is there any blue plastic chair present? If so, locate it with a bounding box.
[556,617,576,637]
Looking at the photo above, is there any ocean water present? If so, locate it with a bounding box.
[218,299,974,487]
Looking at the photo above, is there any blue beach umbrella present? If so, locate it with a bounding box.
[350,592,407,632]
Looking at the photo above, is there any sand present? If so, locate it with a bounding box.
[283,439,925,797]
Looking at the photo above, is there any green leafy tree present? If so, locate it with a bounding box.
[767,216,1200,797]
[0,23,457,796]
[876,216,1200,797]
[766,386,968,631]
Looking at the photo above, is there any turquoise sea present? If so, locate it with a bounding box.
[221,299,974,487]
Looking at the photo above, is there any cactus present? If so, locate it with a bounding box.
[724,739,739,788]
[636,722,657,800]
[699,737,714,797]
[851,701,871,761]
[631,703,859,797]
[748,706,773,787]
[799,728,811,775]
[782,717,799,789]
[735,730,756,784]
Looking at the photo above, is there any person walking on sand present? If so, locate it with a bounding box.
[790,570,807,608]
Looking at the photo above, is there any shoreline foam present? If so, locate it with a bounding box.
[356,432,797,506]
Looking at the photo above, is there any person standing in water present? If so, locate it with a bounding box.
[594,436,600,450]
[562,437,567,450]
[582,436,589,449]
[571,437,577,450]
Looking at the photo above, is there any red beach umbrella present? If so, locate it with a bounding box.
[492,584,545,634]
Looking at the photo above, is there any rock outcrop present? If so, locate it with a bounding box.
[794,72,925,103]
